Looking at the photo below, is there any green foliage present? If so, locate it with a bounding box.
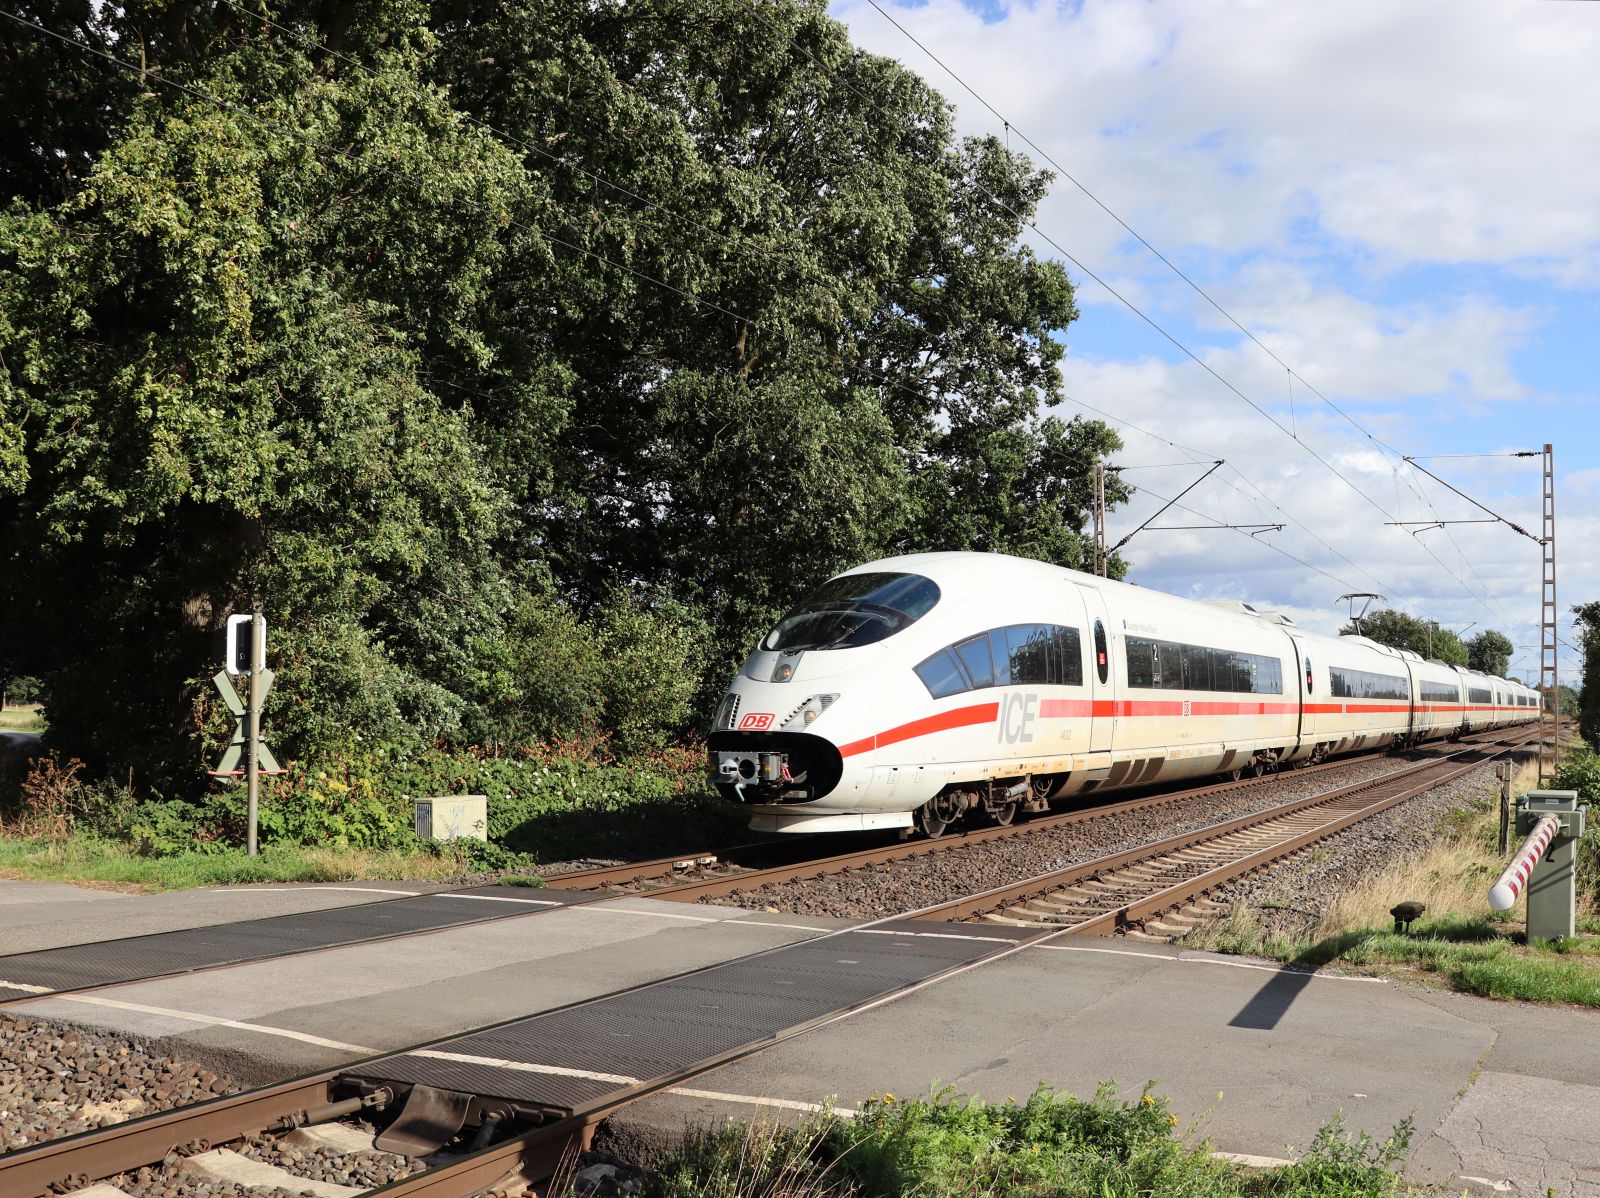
[652,1110,852,1198]
[1465,630,1513,677]
[833,1083,1213,1198]
[0,0,1128,802]
[1,675,42,705]
[1339,610,1467,666]
[1555,746,1600,910]
[1552,746,1600,804]
[1573,602,1600,751]
[645,1086,1422,1198]
[1261,1113,1413,1197]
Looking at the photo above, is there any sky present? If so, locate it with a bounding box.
[831,0,1598,686]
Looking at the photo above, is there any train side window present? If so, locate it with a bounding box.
[1161,640,1185,690]
[1126,637,1154,688]
[1184,643,1212,691]
[1304,657,1313,694]
[987,629,1012,687]
[1007,624,1048,685]
[1055,627,1085,686]
[1093,620,1109,684]
[914,649,969,698]
[955,634,994,689]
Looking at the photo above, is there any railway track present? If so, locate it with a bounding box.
[547,726,1542,904]
[0,727,1549,1198]
[0,727,1544,1012]
[906,728,1544,936]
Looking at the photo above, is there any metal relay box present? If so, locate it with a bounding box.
[1514,789,1585,942]
[414,794,489,843]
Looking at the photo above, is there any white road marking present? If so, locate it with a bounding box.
[586,906,725,922]
[1031,943,1385,982]
[408,1049,638,1086]
[435,893,562,906]
[0,979,53,994]
[1212,1150,1295,1168]
[37,994,375,1053]
[667,1087,860,1116]
[236,887,420,896]
[859,928,1012,943]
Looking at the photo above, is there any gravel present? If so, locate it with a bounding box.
[237,1129,423,1189]
[0,1014,241,1154]
[696,750,1507,922]
[1201,764,1511,941]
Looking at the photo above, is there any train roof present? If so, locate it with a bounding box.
[844,555,1536,687]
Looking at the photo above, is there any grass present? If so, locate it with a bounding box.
[646,1084,1420,1198]
[0,704,43,733]
[0,835,496,892]
[1186,758,1600,1006]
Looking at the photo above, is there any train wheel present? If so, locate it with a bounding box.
[916,791,964,839]
[984,800,1019,827]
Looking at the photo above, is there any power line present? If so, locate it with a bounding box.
[848,0,1536,628]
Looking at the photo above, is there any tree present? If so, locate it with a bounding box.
[0,0,1130,791]
[1340,609,1467,667]
[1466,630,1514,677]
[1573,603,1600,749]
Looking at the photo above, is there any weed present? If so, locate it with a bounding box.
[642,1086,1423,1198]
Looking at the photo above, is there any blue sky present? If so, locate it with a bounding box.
[833,0,1599,685]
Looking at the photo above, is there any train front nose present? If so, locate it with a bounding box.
[707,729,845,805]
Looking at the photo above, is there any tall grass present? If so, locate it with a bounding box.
[641,1086,1420,1198]
[0,836,488,891]
[1187,758,1600,1006]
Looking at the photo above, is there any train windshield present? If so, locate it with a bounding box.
[762,572,941,652]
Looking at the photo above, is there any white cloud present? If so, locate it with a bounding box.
[834,0,1596,670]
[836,0,1600,268]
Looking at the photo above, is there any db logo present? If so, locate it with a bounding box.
[739,712,775,730]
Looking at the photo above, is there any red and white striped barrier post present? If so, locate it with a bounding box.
[1488,815,1560,911]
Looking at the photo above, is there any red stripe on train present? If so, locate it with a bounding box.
[837,702,1000,759]
[838,696,1530,758]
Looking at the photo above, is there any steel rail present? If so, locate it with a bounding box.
[0,726,1551,1198]
[626,728,1537,904]
[907,729,1542,930]
[0,728,1541,1015]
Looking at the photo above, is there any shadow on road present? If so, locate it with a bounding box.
[1227,930,1373,1030]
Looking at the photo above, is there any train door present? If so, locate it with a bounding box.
[1287,631,1314,759]
[1072,584,1117,758]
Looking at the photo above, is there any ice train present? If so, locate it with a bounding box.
[708,552,1541,836]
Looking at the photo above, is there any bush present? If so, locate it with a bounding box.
[1551,748,1600,912]
[832,1083,1214,1198]
[2,675,42,705]
[644,1086,1422,1198]
[1552,748,1600,804]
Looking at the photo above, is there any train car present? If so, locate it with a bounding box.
[708,552,1523,836]
[1409,656,1467,743]
[1459,669,1500,734]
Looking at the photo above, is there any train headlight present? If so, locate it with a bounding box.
[781,694,838,730]
[770,652,802,683]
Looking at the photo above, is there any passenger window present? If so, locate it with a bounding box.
[955,635,994,689]
[1304,657,1313,695]
[1093,620,1108,684]
[1184,643,1211,691]
[1162,642,1185,690]
[1126,637,1153,688]
[914,650,969,699]
[987,629,1012,686]
[1007,625,1046,684]
[1055,627,1085,686]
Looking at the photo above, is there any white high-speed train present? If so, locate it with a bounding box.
[708,552,1541,836]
